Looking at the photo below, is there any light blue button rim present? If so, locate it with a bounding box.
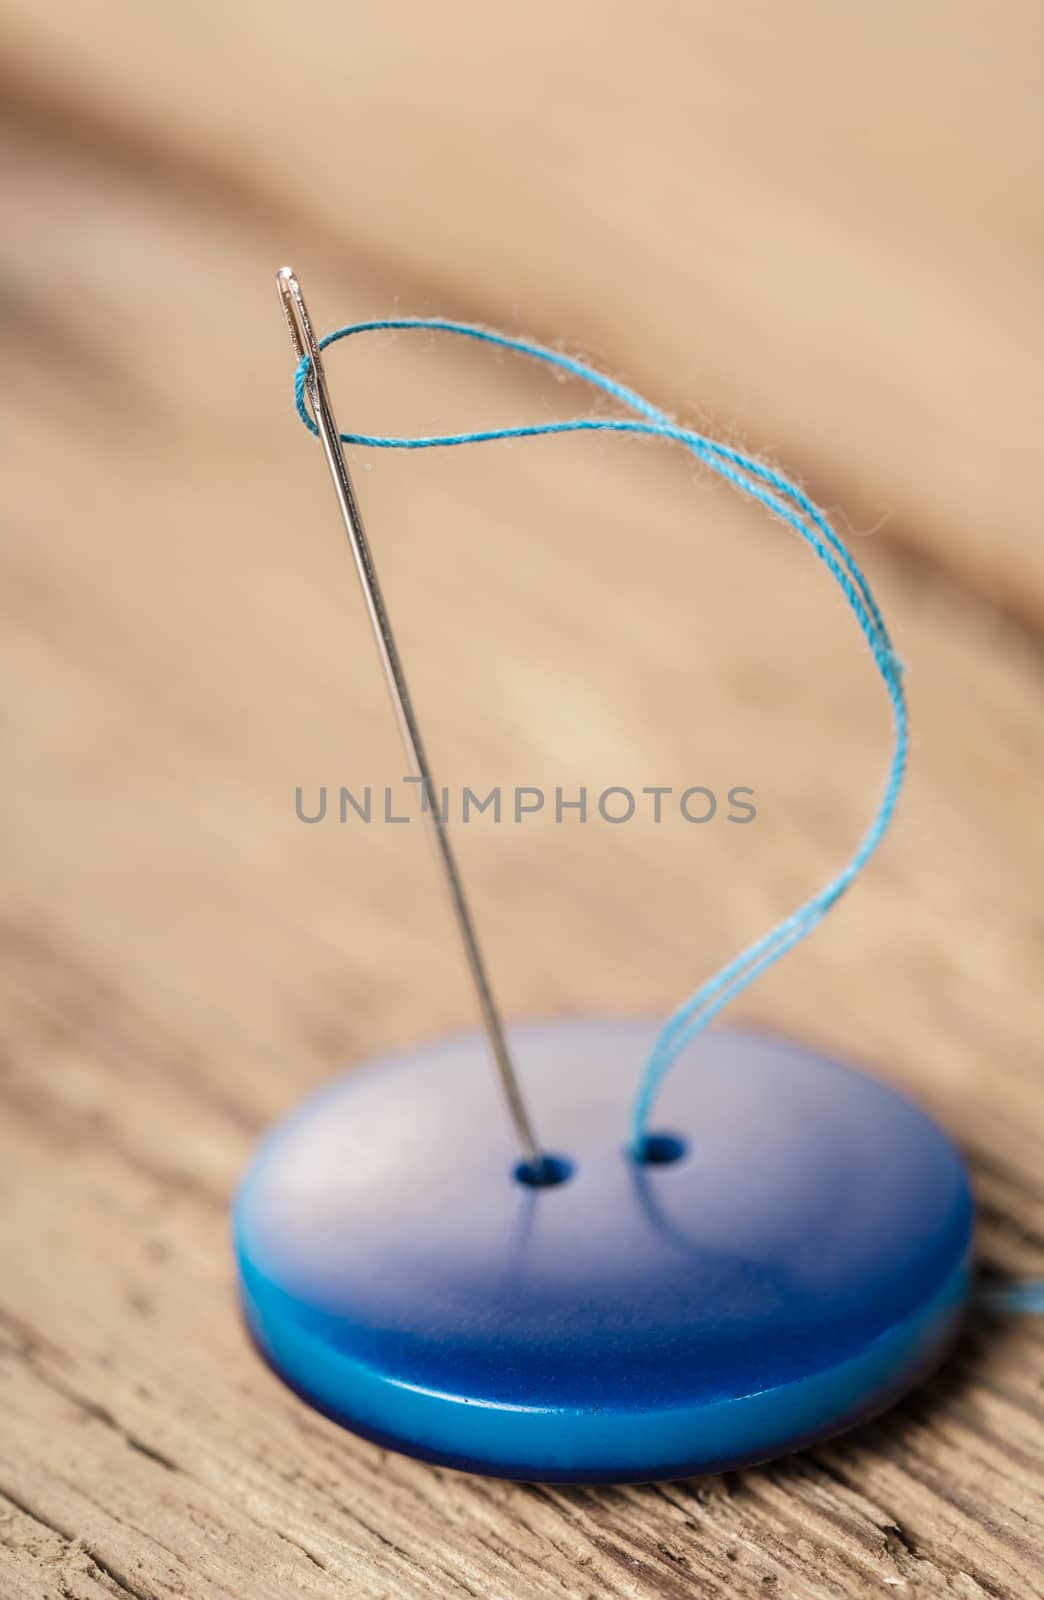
[237,1250,971,1483]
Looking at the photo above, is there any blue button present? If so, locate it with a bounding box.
[234,1018,972,1482]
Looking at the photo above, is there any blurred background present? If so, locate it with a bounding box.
[1,5,1043,1593]
[3,0,1041,1113]
[4,0,1037,1120]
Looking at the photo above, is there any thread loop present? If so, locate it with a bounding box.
[294,319,907,1146]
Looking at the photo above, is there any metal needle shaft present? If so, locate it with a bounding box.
[276,268,543,1169]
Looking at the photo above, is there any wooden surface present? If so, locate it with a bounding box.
[1,6,1042,1596]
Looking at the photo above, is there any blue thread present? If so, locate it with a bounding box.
[294,320,907,1150]
[978,1279,1044,1313]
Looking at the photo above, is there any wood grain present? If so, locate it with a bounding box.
[1,14,1042,1597]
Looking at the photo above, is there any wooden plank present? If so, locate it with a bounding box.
[2,2,1044,627]
[1,93,1042,1600]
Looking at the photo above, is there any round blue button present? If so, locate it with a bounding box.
[234,1018,973,1482]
